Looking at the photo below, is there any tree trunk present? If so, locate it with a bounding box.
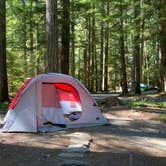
[104,1,109,92]
[70,16,75,77]
[46,0,58,72]
[83,48,88,87]
[91,4,96,92]
[94,46,98,92]
[77,48,81,80]
[113,48,118,91]
[87,16,91,90]
[22,0,28,75]
[35,24,40,75]
[140,0,145,83]
[29,0,33,68]
[0,0,9,102]
[134,39,141,94]
[155,39,161,89]
[99,25,104,92]
[104,29,109,92]
[131,43,136,93]
[61,0,70,74]
[119,1,128,94]
[158,0,166,91]
[132,0,141,94]
[98,1,106,92]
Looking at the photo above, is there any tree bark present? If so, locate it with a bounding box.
[0,0,9,102]
[46,0,58,72]
[87,16,91,90]
[140,0,145,83]
[99,28,104,92]
[22,0,28,75]
[158,0,166,91]
[70,15,75,77]
[35,24,40,75]
[91,4,96,92]
[119,1,128,94]
[104,1,109,92]
[132,0,141,94]
[61,0,70,74]
[83,48,88,87]
[100,2,104,92]
[29,1,33,62]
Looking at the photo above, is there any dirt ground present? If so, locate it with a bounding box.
[0,100,166,166]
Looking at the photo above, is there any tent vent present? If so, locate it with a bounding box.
[93,102,97,106]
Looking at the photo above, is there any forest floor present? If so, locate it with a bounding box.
[0,93,166,166]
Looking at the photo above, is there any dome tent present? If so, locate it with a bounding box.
[1,73,107,132]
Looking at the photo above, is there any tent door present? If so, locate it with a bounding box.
[42,83,65,125]
[41,83,82,126]
[55,83,82,121]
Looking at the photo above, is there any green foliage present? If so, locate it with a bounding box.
[159,114,166,123]
[6,0,45,95]
[122,99,166,109]
[0,101,9,112]
[5,0,165,95]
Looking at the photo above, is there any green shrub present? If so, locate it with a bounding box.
[0,101,9,113]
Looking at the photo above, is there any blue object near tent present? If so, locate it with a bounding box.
[140,83,148,88]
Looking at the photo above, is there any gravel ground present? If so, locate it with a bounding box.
[0,105,166,166]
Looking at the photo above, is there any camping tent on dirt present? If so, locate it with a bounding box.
[1,73,107,132]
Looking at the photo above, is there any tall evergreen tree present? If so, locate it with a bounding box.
[61,0,70,74]
[100,1,104,91]
[70,4,75,77]
[132,0,141,94]
[104,1,109,92]
[119,0,128,94]
[158,0,166,91]
[0,0,9,102]
[46,0,58,72]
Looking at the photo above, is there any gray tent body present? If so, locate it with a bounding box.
[1,73,107,132]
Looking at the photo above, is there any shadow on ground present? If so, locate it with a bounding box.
[0,143,166,166]
[0,102,166,165]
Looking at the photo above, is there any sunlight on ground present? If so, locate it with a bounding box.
[149,138,166,148]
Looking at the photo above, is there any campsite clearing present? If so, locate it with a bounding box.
[0,99,166,166]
